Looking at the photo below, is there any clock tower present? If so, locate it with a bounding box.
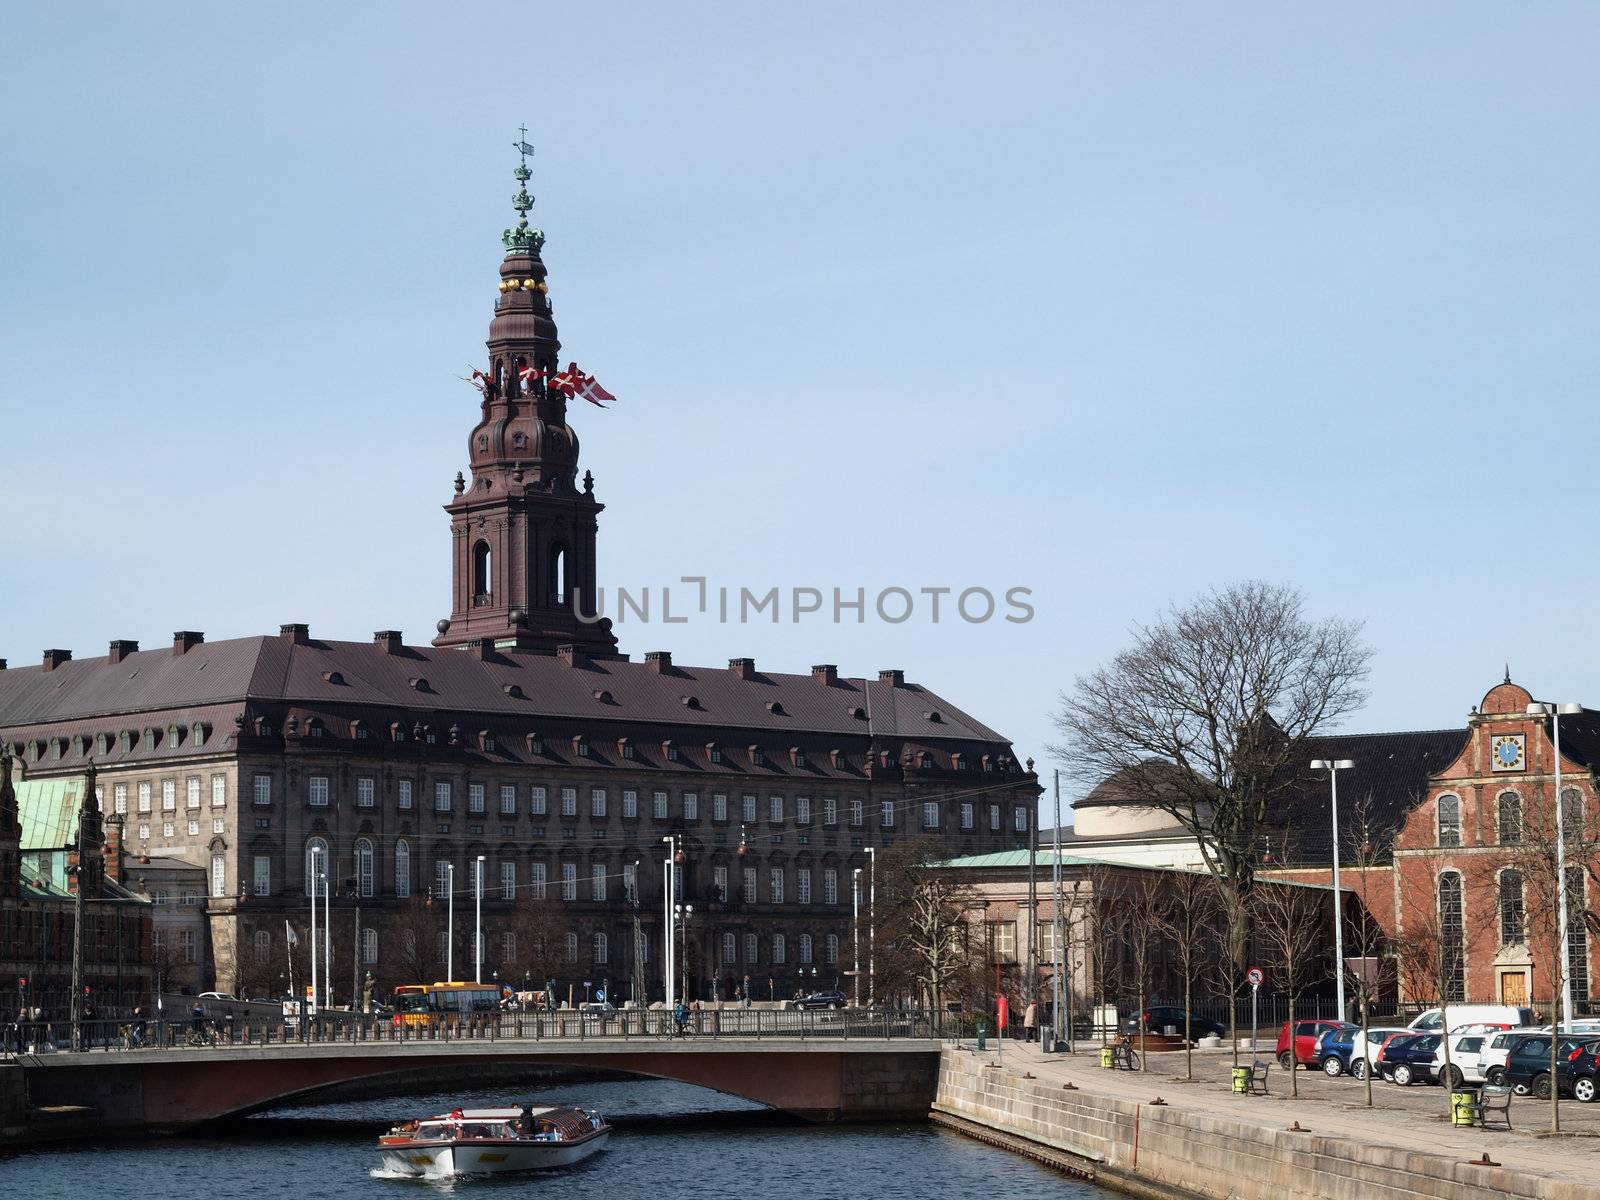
[433,137,620,657]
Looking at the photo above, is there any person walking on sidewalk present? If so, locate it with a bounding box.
[1023,1000,1037,1043]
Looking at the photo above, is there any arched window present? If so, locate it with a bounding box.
[394,839,410,899]
[1568,866,1591,1005]
[564,932,579,962]
[472,541,492,601]
[253,929,271,959]
[550,545,568,605]
[1439,871,1466,1002]
[361,928,379,964]
[1436,794,1461,848]
[304,837,328,897]
[825,932,839,964]
[1497,793,1522,845]
[1498,869,1525,945]
[593,932,608,964]
[1563,788,1586,841]
[355,838,374,898]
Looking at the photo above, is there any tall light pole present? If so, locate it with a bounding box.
[446,861,455,982]
[1311,758,1355,1020]
[675,902,694,1001]
[322,858,332,1007]
[309,845,321,1011]
[474,855,485,983]
[852,867,862,1008]
[1051,769,1065,1051]
[1529,701,1583,1028]
[662,836,676,1010]
[866,846,877,1008]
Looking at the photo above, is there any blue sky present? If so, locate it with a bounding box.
[4,4,1600,814]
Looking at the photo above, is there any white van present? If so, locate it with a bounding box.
[1407,1005,1536,1033]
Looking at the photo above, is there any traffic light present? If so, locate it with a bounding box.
[16,976,25,992]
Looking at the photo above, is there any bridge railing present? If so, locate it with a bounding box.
[1,1007,950,1057]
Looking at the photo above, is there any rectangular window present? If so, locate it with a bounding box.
[850,798,863,827]
[114,783,127,816]
[138,822,149,840]
[212,817,224,834]
[162,780,176,811]
[769,795,783,823]
[961,802,974,830]
[989,805,1001,832]
[592,863,607,901]
[162,820,175,838]
[253,855,271,897]
[742,794,757,824]
[770,868,785,904]
[745,932,759,964]
[683,792,698,820]
[881,801,894,828]
[211,854,226,897]
[469,783,485,814]
[500,784,517,815]
[530,862,547,900]
[211,775,226,808]
[622,790,638,819]
[653,791,669,819]
[1014,807,1028,832]
[357,777,375,808]
[797,869,811,905]
[773,933,787,964]
[530,786,547,815]
[743,867,757,903]
[995,921,1018,963]
[397,779,413,809]
[500,860,516,900]
[179,928,196,964]
[823,797,837,826]
[561,787,578,817]
[435,860,452,899]
[713,793,728,822]
[187,819,199,836]
[796,796,811,824]
[923,801,939,829]
[824,868,838,905]
[562,863,577,901]
[308,776,329,806]
[713,865,728,901]
[186,777,201,809]
[395,846,410,898]
[139,781,153,813]
[591,787,607,818]
[800,933,813,964]
[435,781,452,812]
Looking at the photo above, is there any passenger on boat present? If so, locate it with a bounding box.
[519,1105,536,1137]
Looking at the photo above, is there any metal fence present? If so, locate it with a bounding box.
[1,1006,948,1058]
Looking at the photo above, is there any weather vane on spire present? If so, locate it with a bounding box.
[503,124,545,256]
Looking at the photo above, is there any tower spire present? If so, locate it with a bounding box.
[503,128,545,257]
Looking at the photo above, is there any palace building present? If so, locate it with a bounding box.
[0,148,1040,1005]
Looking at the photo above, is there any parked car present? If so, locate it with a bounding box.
[1407,1005,1536,1033]
[197,991,239,1003]
[1340,1026,1412,1081]
[1503,1034,1600,1100]
[794,990,848,1011]
[578,1001,617,1021]
[1125,1007,1227,1040]
[1433,1031,1495,1088]
[1480,1029,1542,1086]
[1314,1024,1382,1077]
[1377,1033,1442,1085]
[1275,1019,1349,1070]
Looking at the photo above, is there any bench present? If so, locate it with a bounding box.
[1464,1084,1513,1130]
[1246,1060,1271,1095]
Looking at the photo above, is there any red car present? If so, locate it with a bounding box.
[1275,1019,1349,1069]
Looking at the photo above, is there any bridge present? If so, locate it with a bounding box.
[12,1010,944,1130]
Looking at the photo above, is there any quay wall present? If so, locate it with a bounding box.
[931,1051,1594,1200]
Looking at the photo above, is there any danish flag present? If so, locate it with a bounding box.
[518,364,546,389]
[551,361,617,408]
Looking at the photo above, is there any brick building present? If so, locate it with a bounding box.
[0,149,1040,1006]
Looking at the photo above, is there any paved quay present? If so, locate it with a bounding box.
[938,1040,1600,1199]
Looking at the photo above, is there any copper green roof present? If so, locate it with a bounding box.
[16,775,86,851]
[935,848,1342,891]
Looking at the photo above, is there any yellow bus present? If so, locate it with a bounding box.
[391,981,503,1027]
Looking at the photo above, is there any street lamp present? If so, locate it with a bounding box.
[662,836,677,1010]
[674,902,694,1002]
[852,867,862,1008]
[474,855,485,984]
[866,846,876,1008]
[1529,700,1583,1028]
[445,861,456,982]
[1310,758,1355,1020]
[309,845,322,1011]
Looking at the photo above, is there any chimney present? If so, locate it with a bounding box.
[374,630,404,655]
[811,664,837,686]
[645,650,672,673]
[109,639,140,664]
[0,660,7,671]
[879,668,905,686]
[729,657,755,680]
[557,644,586,668]
[42,649,71,671]
[470,638,497,661]
[279,623,310,645]
[172,631,204,655]
[102,815,124,884]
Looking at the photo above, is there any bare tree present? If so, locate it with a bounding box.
[1082,865,1120,1047]
[1391,856,1471,1111]
[1252,874,1327,1097]
[1122,873,1166,1072]
[1052,581,1371,1051]
[1343,795,1394,1106]
[1150,871,1222,1080]
[389,898,443,985]
[875,838,986,1016]
[502,893,571,998]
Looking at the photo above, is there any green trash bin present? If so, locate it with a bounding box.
[1099,1046,1114,1069]
[977,1021,987,1051]
[1231,1065,1251,1094]
[1450,1089,1477,1127]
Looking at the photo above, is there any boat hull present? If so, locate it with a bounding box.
[380,1130,610,1177]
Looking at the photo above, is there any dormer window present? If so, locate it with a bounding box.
[981,754,994,773]
[528,732,545,756]
[575,735,591,758]
[351,720,368,741]
[790,747,806,768]
[306,718,326,738]
[391,722,407,743]
[191,722,209,745]
[480,730,497,753]
[952,753,966,771]
[829,749,845,769]
[707,743,722,764]
[662,740,680,762]
[749,745,765,766]
[919,752,934,770]
[619,738,636,761]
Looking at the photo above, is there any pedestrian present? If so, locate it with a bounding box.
[1023,1000,1038,1044]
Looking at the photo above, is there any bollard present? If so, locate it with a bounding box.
[1231,1065,1250,1094]
[977,1021,988,1052]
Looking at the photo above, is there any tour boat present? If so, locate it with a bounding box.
[377,1104,611,1177]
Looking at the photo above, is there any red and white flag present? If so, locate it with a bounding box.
[518,364,546,389]
[552,362,616,408]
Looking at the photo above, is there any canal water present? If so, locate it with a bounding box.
[1,1078,1111,1199]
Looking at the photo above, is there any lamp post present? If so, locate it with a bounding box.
[322,860,332,1007]
[852,867,862,1008]
[1529,701,1583,1028]
[446,861,455,982]
[674,902,694,1002]
[309,846,321,1011]
[1310,758,1355,1020]
[662,836,677,1010]
[866,846,876,1008]
[474,855,485,984]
